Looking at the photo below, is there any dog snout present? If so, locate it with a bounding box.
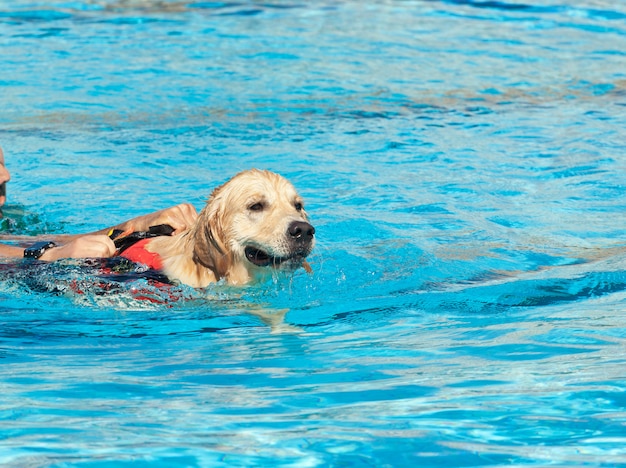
[288,221,315,244]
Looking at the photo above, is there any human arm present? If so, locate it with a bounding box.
[43,201,198,258]
[0,235,116,260]
[40,235,116,261]
[0,243,25,258]
[0,204,197,261]
[103,202,198,235]
[57,203,199,242]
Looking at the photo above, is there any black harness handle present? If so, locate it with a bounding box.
[109,224,175,255]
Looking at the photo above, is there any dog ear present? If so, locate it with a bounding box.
[192,192,229,277]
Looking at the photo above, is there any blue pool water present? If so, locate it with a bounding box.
[2,0,626,466]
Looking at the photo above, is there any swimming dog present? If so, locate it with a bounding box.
[119,169,315,287]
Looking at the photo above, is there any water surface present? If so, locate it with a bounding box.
[1,0,626,466]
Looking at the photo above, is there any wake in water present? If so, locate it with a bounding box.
[0,256,308,334]
[0,257,199,309]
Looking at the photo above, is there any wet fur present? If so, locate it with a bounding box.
[145,169,314,287]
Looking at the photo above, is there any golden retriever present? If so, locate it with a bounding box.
[141,169,315,287]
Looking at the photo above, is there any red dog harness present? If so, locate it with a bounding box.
[109,224,173,271]
[66,225,177,305]
[119,238,163,270]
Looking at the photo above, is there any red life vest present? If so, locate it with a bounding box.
[119,238,163,270]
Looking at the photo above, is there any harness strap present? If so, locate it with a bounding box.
[109,224,174,255]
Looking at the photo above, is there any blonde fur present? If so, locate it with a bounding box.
[145,169,315,287]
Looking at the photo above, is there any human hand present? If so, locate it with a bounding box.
[40,235,116,261]
[117,203,198,235]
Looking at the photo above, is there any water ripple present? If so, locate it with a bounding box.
[2,0,626,466]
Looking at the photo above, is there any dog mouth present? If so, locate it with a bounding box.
[244,246,306,268]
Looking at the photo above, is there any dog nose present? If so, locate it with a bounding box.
[288,221,315,242]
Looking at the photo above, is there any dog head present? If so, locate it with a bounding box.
[192,169,315,284]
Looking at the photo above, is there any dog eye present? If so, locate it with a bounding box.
[248,202,264,212]
[294,202,303,211]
